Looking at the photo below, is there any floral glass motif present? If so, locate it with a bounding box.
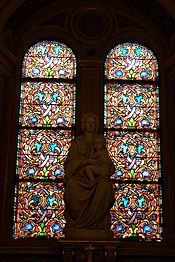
[104,83,159,130]
[16,129,73,180]
[105,43,158,81]
[13,182,65,239]
[19,82,76,127]
[110,183,163,240]
[105,131,160,181]
[22,41,76,79]
[14,41,76,239]
[104,43,162,241]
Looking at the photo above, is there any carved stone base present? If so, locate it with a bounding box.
[59,239,121,262]
[64,229,113,240]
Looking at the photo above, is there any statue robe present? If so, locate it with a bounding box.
[64,135,115,230]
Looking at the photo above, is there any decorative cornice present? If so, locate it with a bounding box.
[4,0,60,31]
[40,12,67,28]
[0,246,61,254]
[123,0,175,37]
[3,0,175,41]
[0,243,175,257]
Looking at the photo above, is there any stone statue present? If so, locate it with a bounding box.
[64,113,115,238]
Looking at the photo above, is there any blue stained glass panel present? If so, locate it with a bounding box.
[105,43,158,81]
[110,183,163,241]
[19,82,76,127]
[16,129,73,180]
[13,182,65,239]
[105,131,161,181]
[104,83,159,130]
[22,41,76,79]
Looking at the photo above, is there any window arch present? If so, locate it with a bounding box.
[104,43,163,240]
[13,40,76,239]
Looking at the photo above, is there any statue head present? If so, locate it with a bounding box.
[81,113,99,134]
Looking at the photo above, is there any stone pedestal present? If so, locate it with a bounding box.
[59,239,121,262]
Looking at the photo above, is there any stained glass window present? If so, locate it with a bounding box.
[13,41,76,239]
[104,43,162,241]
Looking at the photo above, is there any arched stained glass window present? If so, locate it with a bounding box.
[104,43,163,241]
[13,41,76,239]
